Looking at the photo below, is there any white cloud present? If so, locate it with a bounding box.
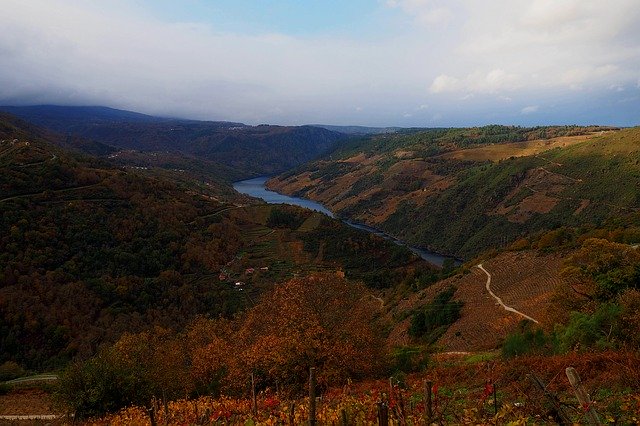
[424,0,640,98]
[0,0,638,126]
[429,74,460,93]
[0,0,433,124]
[521,105,539,114]
[429,69,519,94]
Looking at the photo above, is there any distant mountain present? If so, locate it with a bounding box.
[1,105,345,176]
[310,124,406,135]
[0,105,176,130]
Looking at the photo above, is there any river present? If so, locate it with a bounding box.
[233,176,457,267]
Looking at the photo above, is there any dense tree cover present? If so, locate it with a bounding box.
[265,206,307,229]
[235,274,385,390]
[0,167,244,369]
[57,273,386,418]
[300,217,420,288]
[0,117,246,369]
[3,105,345,177]
[0,114,429,373]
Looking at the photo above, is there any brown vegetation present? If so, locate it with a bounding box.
[387,251,569,351]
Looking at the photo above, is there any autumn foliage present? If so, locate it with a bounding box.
[58,273,387,417]
[233,274,385,392]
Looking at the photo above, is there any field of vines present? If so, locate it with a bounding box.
[483,251,566,321]
[88,352,640,425]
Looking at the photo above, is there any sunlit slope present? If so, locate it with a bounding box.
[270,126,637,258]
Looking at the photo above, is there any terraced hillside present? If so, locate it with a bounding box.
[269,125,637,258]
[387,250,569,352]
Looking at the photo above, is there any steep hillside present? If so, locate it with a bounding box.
[2,105,345,176]
[0,114,430,370]
[386,250,569,351]
[269,125,633,258]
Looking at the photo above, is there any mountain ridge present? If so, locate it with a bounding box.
[0,105,346,177]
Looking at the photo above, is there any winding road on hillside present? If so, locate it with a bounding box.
[476,264,539,324]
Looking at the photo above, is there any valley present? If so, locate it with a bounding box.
[234,176,457,266]
[1,108,639,424]
[2,1,640,422]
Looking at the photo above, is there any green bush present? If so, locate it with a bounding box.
[56,349,154,419]
[0,383,11,395]
[409,287,462,343]
[502,322,548,358]
[555,303,622,352]
[391,346,430,373]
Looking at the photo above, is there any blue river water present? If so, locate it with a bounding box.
[233,176,457,267]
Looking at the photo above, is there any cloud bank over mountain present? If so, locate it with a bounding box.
[0,0,638,126]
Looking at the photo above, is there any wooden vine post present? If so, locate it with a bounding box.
[566,367,602,426]
[251,372,258,416]
[378,400,389,426]
[147,405,157,426]
[309,367,317,426]
[424,380,433,424]
[493,382,498,416]
[340,408,348,426]
[162,390,169,425]
[529,374,571,425]
[288,402,296,425]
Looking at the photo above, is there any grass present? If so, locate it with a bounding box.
[438,133,599,162]
[464,352,498,364]
[296,212,323,232]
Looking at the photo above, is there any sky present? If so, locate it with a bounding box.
[1,0,639,127]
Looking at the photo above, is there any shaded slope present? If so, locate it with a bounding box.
[0,113,428,370]
[2,105,345,176]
